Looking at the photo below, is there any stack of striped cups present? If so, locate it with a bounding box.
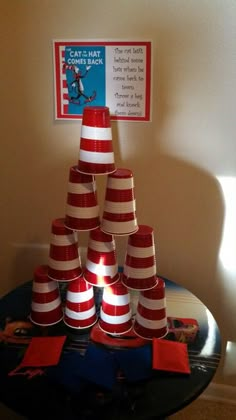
[29,105,167,339]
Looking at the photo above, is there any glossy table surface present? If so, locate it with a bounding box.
[0,276,221,419]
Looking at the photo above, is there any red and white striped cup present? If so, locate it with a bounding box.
[83,227,119,287]
[48,218,82,282]
[63,277,97,329]
[30,265,63,326]
[99,279,133,335]
[134,278,168,340]
[78,106,116,175]
[101,168,138,236]
[122,225,158,290]
[65,166,100,231]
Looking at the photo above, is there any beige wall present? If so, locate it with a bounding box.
[1,0,236,386]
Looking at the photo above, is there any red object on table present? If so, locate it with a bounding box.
[152,338,191,374]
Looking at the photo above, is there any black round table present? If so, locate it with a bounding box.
[0,276,221,419]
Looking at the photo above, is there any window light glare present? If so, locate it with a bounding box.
[217,176,236,272]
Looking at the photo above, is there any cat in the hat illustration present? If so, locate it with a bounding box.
[63,63,96,104]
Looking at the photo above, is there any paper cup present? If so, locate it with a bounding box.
[30,265,63,326]
[83,227,119,287]
[99,280,133,335]
[65,166,100,231]
[78,106,116,175]
[48,218,82,282]
[101,168,138,236]
[64,276,97,329]
[122,225,158,290]
[134,278,168,339]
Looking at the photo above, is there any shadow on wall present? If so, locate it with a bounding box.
[118,151,224,329]
[119,5,226,333]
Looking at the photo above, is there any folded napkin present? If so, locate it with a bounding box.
[152,338,191,374]
[8,336,67,378]
[20,336,67,367]
[78,343,118,390]
[114,345,152,382]
[47,350,85,392]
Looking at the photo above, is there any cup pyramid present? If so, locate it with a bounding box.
[29,105,167,338]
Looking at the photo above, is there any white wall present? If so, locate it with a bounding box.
[1,0,236,386]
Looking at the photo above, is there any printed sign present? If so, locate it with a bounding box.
[53,40,152,121]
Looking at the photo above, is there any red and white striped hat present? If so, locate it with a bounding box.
[99,279,133,335]
[65,166,100,231]
[134,278,168,340]
[83,227,119,287]
[30,265,63,326]
[78,106,116,175]
[63,277,97,329]
[101,168,138,236]
[122,225,158,290]
[48,218,82,282]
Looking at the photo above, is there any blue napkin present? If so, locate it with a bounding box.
[47,351,85,392]
[78,343,118,390]
[114,345,152,382]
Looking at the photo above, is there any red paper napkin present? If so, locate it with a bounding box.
[152,339,191,374]
[8,336,67,378]
[20,336,67,367]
